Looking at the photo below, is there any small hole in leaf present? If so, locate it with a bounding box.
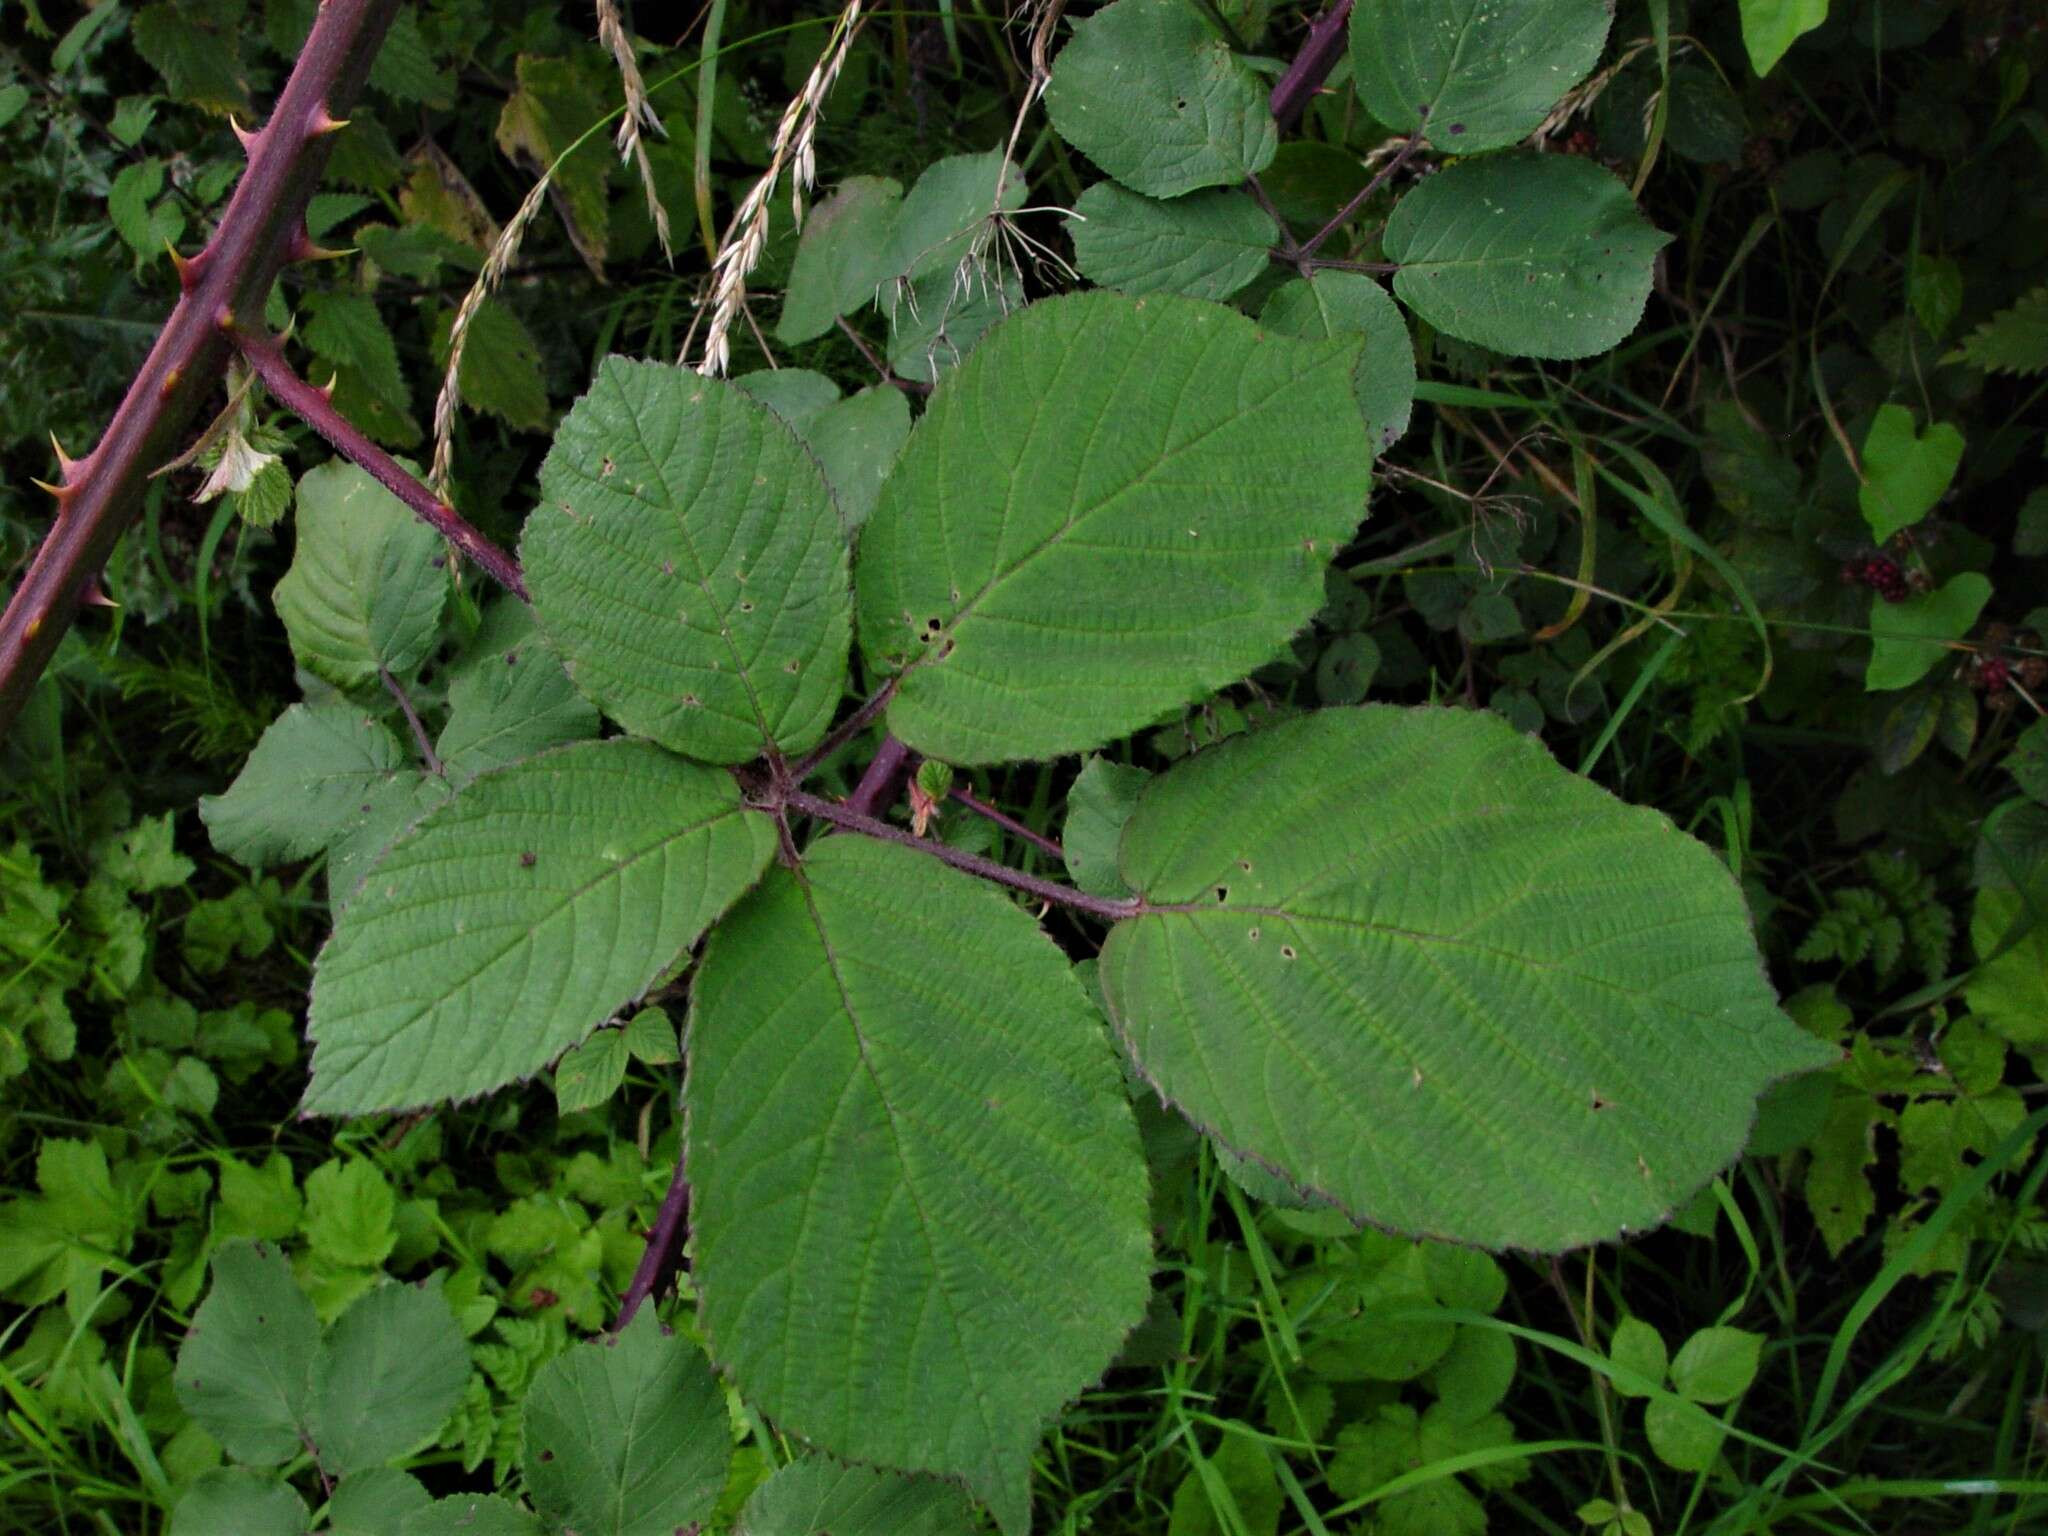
[1214,886,1228,902]
[1590,1090,1612,1111]
[504,650,519,666]
[540,1450,555,1463]
[1280,945,1296,960]
[1247,927,1260,941]
[519,851,536,868]
[738,600,754,613]
[1450,122,1466,135]
[784,659,799,673]
[1238,859,1251,872]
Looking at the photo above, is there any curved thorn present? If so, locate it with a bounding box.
[230,115,260,153]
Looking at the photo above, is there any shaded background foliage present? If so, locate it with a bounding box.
[2,0,2047,1531]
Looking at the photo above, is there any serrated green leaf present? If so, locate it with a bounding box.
[886,268,1020,384]
[329,1469,434,1536]
[401,1494,544,1536]
[1428,1325,1517,1422]
[168,1469,309,1536]
[1384,155,1671,361]
[1952,285,2048,376]
[300,292,421,446]
[1865,574,1990,692]
[1859,404,1963,542]
[736,1456,983,1536]
[1667,1326,1762,1404]
[623,1006,679,1065]
[1099,708,1834,1250]
[309,1278,470,1475]
[431,298,549,433]
[733,368,843,429]
[1348,0,1610,153]
[1607,1316,1668,1398]
[304,1158,397,1269]
[880,151,1026,289]
[326,773,447,910]
[109,158,183,261]
[521,1310,729,1536]
[1805,1086,1883,1255]
[173,1240,319,1465]
[1068,183,1277,302]
[778,175,904,343]
[687,837,1151,1534]
[1065,758,1153,899]
[274,461,448,692]
[1045,0,1277,197]
[797,386,912,535]
[496,53,611,274]
[200,703,412,866]
[216,1154,302,1243]
[1259,272,1416,452]
[133,2,253,115]
[1645,1394,1724,1472]
[1740,0,1829,75]
[857,293,1372,764]
[552,1025,629,1115]
[370,5,453,107]
[307,740,776,1113]
[435,640,599,785]
[1967,887,2048,1054]
[522,359,853,762]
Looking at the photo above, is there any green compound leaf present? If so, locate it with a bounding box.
[273,461,449,692]
[1349,0,1610,153]
[856,293,1373,764]
[1065,757,1154,899]
[521,1311,730,1536]
[687,838,1152,1534]
[308,1277,470,1476]
[168,1470,309,1536]
[1858,404,1964,543]
[778,175,904,344]
[435,638,600,786]
[401,1495,544,1536]
[522,359,853,763]
[737,1457,984,1536]
[1259,272,1417,453]
[1044,0,1278,198]
[882,150,1026,291]
[1068,183,1277,302]
[328,1470,433,1536]
[1951,284,2048,376]
[1098,708,1834,1251]
[1384,155,1671,360]
[173,1240,319,1466]
[200,704,410,867]
[1865,574,1991,692]
[306,740,776,1114]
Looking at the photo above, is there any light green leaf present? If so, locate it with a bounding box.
[1044,0,1278,197]
[216,1154,302,1243]
[857,293,1372,764]
[1740,0,1829,75]
[168,1470,308,1536]
[430,297,549,433]
[109,158,183,261]
[300,292,421,446]
[1427,1326,1518,1422]
[306,740,775,1114]
[687,837,1151,1534]
[623,1006,680,1065]
[99,811,194,892]
[328,1469,434,1536]
[522,359,853,762]
[1645,1394,1725,1472]
[733,368,843,430]
[1384,154,1671,361]
[1805,1087,1884,1255]
[737,1456,984,1536]
[435,640,599,785]
[326,774,447,910]
[1864,573,1990,692]
[521,1311,730,1536]
[309,1278,470,1475]
[880,151,1026,290]
[1099,708,1834,1250]
[1259,272,1416,452]
[1348,0,1610,152]
[1667,1327,1762,1404]
[132,2,253,116]
[1068,183,1277,302]
[401,1495,545,1536]
[1952,284,2048,376]
[1065,758,1153,899]
[1858,404,1964,542]
[304,1158,398,1269]
[274,461,448,691]
[1607,1317,1668,1398]
[778,175,904,343]
[173,1240,319,1465]
[201,704,412,866]
[1966,887,2048,1054]
[552,1026,629,1115]
[798,386,913,535]
[495,53,610,273]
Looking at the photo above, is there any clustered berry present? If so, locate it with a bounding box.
[1842,555,1912,601]
[1976,653,2013,693]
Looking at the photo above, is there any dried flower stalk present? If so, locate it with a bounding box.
[597,0,672,261]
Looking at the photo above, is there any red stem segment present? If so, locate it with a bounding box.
[1269,0,1355,131]
[787,789,1140,922]
[0,0,402,739]
[236,331,527,598]
[843,735,913,819]
[615,1152,690,1331]
[949,785,1066,863]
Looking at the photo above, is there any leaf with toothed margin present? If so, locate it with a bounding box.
[736,1456,984,1536]
[686,837,1151,1535]
[1097,707,1835,1251]
[304,739,776,1114]
[855,292,1372,765]
[521,358,854,764]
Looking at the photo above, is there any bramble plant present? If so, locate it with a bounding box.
[12,0,1952,1531]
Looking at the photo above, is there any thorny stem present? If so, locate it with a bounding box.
[843,735,913,819]
[949,785,1065,863]
[1267,0,1355,132]
[786,789,1141,922]
[380,667,442,775]
[615,1152,691,1330]
[235,331,528,599]
[0,0,403,740]
[1298,128,1428,261]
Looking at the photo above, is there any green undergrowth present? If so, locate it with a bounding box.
[4,0,2048,1532]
